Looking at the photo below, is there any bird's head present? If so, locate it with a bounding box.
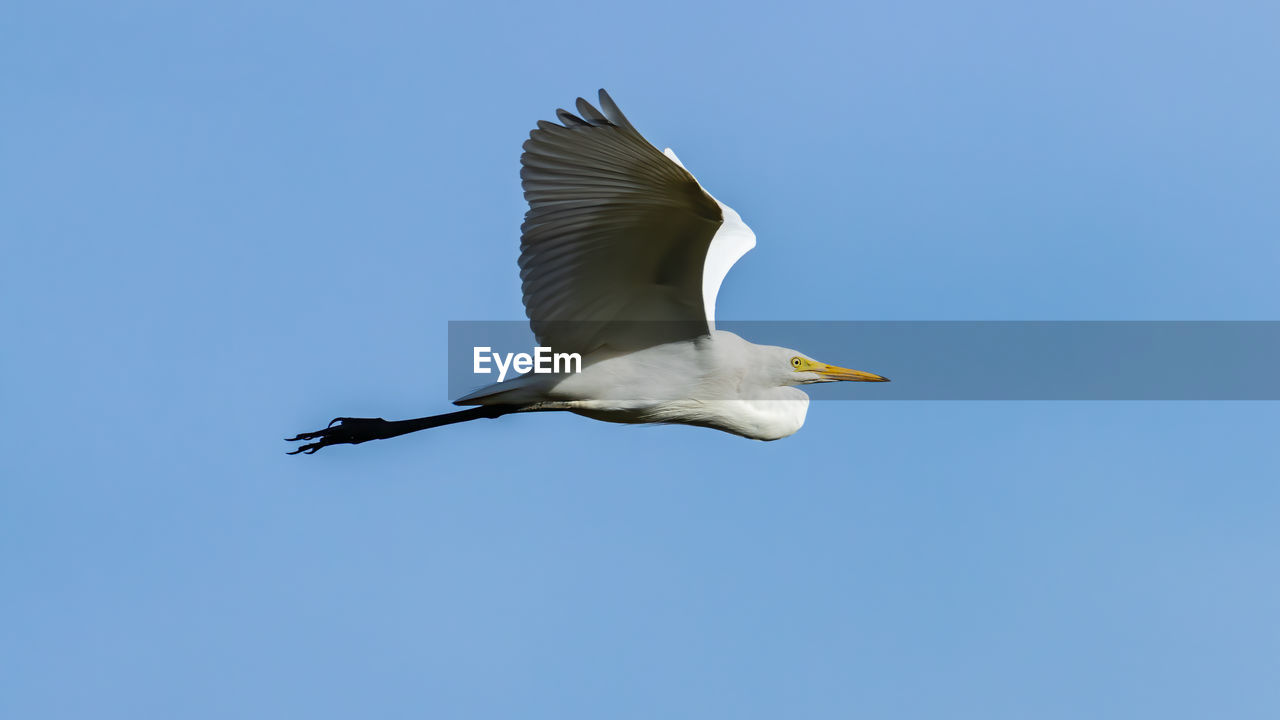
[777,348,890,386]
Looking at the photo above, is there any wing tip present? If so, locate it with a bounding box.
[556,108,590,127]
[597,88,637,133]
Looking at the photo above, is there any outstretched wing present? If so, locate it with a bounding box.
[519,89,756,354]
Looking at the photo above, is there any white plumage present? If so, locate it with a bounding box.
[457,330,814,440]
[455,90,887,439]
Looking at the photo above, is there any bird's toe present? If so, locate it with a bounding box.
[285,417,391,455]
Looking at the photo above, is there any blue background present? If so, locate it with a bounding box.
[4,1,1277,717]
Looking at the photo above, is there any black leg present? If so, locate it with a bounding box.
[286,406,517,455]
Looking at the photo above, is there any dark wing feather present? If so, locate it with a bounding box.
[519,90,724,353]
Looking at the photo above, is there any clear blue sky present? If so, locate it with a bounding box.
[4,1,1278,718]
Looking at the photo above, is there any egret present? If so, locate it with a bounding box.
[287,90,887,454]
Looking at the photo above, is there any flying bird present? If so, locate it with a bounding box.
[287,90,887,454]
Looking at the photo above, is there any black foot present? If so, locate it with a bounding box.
[286,417,392,455]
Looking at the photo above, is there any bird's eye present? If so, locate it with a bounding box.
[791,357,803,368]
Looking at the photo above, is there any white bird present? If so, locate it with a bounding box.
[288,90,887,454]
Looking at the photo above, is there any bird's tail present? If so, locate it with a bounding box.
[452,373,550,407]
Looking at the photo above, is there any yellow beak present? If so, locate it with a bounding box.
[815,363,890,382]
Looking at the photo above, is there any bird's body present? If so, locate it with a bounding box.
[288,90,887,454]
[456,330,812,440]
